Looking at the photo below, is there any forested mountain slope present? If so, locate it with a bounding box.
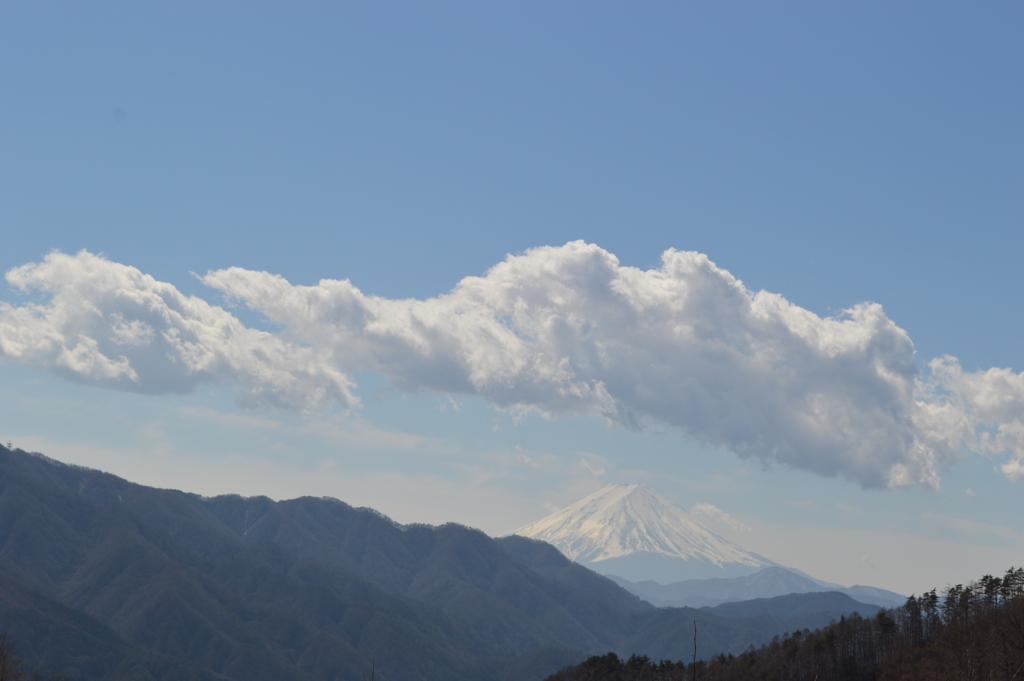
[202,494,648,654]
[544,568,1024,681]
[0,445,884,681]
[0,569,228,681]
[0,446,502,681]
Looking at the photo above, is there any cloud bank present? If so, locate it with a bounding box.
[2,244,1022,489]
[0,251,353,410]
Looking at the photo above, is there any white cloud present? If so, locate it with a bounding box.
[0,250,355,410]
[4,244,1024,490]
[578,457,607,478]
[515,444,540,469]
[516,452,539,468]
[922,357,1024,481]
[1001,460,1024,482]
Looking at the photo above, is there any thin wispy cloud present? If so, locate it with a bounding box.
[3,243,1023,490]
[578,456,607,478]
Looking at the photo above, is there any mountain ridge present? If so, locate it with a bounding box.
[0,445,889,680]
[610,567,905,609]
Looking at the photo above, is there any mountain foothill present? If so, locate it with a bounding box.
[0,445,893,681]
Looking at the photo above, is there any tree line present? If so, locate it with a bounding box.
[545,567,1024,681]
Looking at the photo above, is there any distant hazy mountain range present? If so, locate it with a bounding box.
[0,445,887,681]
[610,569,905,609]
[512,483,904,608]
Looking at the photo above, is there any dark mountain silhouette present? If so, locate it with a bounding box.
[203,495,642,654]
[0,445,884,680]
[608,592,882,663]
[0,569,227,681]
[701,591,881,635]
[493,535,653,613]
[703,590,880,620]
[0,446,502,681]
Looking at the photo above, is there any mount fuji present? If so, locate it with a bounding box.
[511,483,776,584]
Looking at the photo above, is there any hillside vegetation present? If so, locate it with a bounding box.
[0,445,883,681]
[544,567,1024,681]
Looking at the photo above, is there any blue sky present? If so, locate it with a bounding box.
[1,2,1022,595]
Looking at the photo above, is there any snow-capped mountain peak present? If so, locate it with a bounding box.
[512,484,770,581]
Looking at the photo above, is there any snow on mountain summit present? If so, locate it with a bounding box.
[512,484,771,581]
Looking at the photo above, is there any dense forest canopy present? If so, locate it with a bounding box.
[545,567,1024,681]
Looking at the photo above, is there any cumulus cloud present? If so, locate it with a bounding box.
[3,243,1024,489]
[0,250,354,410]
